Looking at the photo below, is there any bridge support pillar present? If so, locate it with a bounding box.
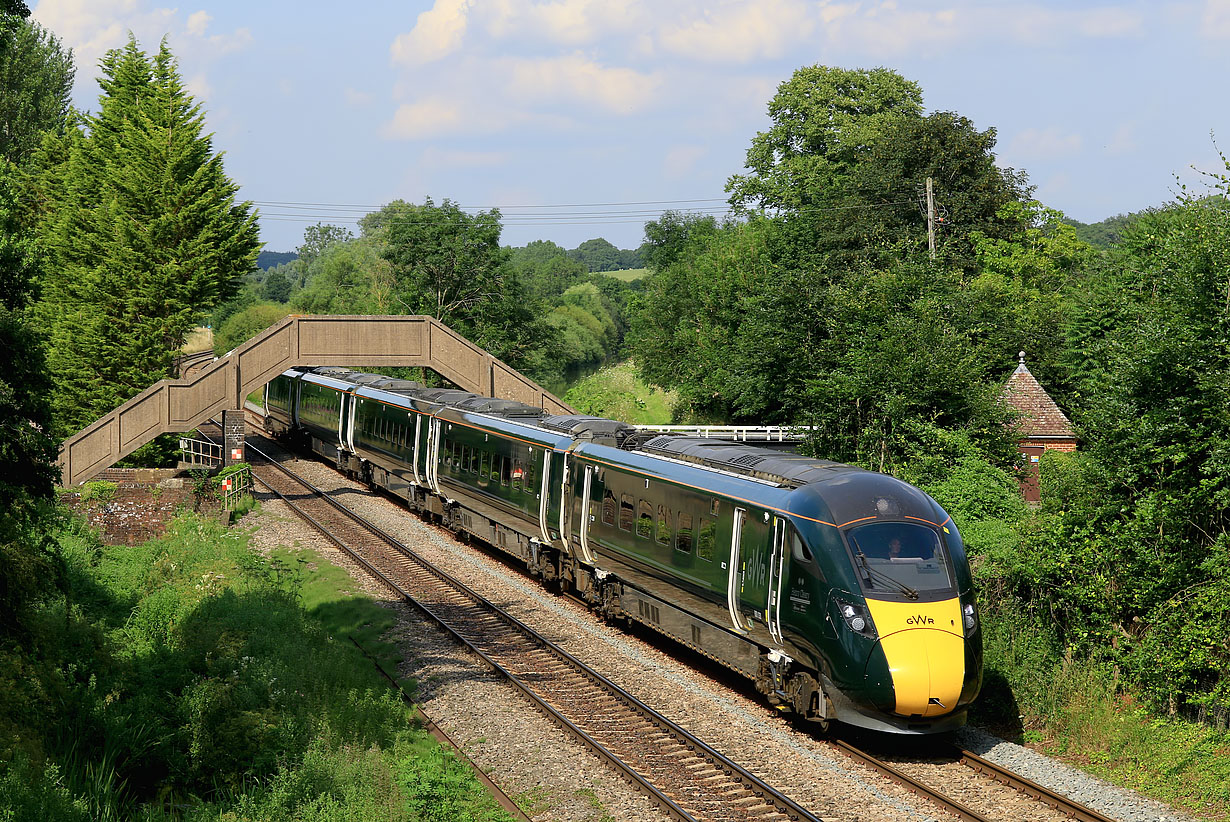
[223,409,245,466]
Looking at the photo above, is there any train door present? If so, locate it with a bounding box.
[537,448,554,546]
[726,507,752,634]
[731,509,774,636]
[575,464,597,564]
[556,452,572,550]
[766,518,788,645]
[410,413,424,486]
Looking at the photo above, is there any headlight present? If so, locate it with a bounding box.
[962,602,978,635]
[838,601,877,640]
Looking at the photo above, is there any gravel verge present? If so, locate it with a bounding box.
[957,726,1199,822]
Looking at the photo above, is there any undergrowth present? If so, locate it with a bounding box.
[0,511,511,822]
[976,597,1230,820]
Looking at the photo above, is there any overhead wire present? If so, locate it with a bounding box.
[250,195,918,226]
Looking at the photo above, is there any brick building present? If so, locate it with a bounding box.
[1000,352,1076,503]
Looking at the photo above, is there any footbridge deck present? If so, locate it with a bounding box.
[58,315,575,487]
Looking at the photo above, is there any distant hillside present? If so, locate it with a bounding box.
[1065,213,1144,248]
[257,250,297,270]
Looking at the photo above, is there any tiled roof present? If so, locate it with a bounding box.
[1001,353,1076,439]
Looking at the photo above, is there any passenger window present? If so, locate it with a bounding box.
[619,494,634,531]
[602,489,617,525]
[698,519,716,560]
[676,513,693,553]
[479,451,490,478]
[492,454,502,484]
[656,505,672,546]
[468,447,479,474]
[636,500,653,540]
[512,459,524,490]
[523,459,536,491]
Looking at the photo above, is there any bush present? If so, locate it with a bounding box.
[213,303,289,356]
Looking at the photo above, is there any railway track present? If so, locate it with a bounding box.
[207,415,1130,822]
[221,429,821,822]
[830,739,1120,822]
[174,349,215,378]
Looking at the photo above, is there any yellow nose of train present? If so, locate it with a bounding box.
[864,598,966,717]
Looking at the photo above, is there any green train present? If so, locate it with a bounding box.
[264,367,982,734]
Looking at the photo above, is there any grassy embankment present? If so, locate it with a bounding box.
[563,360,676,425]
[602,268,647,282]
[182,326,213,354]
[0,510,513,822]
[976,603,1230,820]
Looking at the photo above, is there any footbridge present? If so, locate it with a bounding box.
[58,315,575,487]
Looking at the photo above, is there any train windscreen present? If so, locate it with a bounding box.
[845,521,954,598]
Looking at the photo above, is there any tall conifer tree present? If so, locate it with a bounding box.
[35,37,259,437]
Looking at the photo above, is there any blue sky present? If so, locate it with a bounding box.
[30,0,1230,253]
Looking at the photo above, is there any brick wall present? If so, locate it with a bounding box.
[1022,438,1077,453]
[62,476,219,546]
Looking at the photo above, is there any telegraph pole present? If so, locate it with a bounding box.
[926,176,936,261]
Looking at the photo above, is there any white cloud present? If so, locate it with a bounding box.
[382,97,469,139]
[1201,0,1230,38]
[185,10,210,37]
[345,88,375,107]
[500,54,661,114]
[31,0,251,102]
[662,144,706,179]
[419,147,510,168]
[1105,124,1137,156]
[658,0,816,63]
[391,0,472,66]
[485,0,647,46]
[1009,127,1084,159]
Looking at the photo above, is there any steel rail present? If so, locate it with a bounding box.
[958,748,1120,822]
[229,431,821,822]
[829,739,991,822]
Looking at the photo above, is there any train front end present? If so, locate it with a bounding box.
[788,472,982,734]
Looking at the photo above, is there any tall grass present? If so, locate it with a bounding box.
[0,512,511,822]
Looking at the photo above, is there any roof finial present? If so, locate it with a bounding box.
[1018,350,1027,366]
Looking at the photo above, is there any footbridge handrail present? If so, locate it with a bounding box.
[58,315,575,487]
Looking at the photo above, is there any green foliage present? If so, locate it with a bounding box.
[0,512,510,820]
[566,237,642,272]
[726,64,924,213]
[1067,211,1144,248]
[563,360,676,424]
[30,37,260,438]
[508,239,586,300]
[632,216,1020,471]
[213,303,290,355]
[0,15,73,165]
[79,480,117,503]
[292,238,389,315]
[642,210,719,272]
[262,267,293,303]
[0,158,59,643]
[370,198,560,380]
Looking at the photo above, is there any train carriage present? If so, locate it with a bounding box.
[261,367,982,734]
